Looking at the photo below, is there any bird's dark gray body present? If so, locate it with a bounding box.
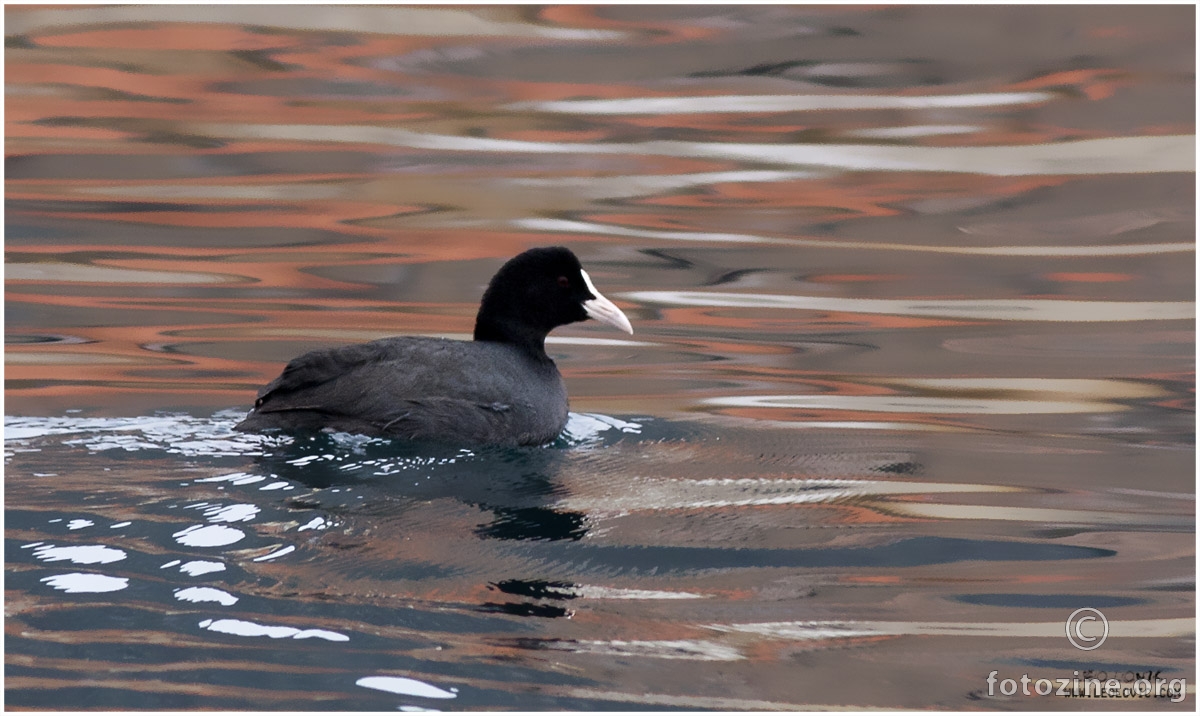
[234,336,569,446]
[233,246,631,447]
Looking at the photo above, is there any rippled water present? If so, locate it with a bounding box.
[5,5,1195,710]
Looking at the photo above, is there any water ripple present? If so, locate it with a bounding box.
[626,290,1194,322]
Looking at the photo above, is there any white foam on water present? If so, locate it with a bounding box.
[172,524,245,547]
[188,503,259,523]
[356,676,458,699]
[32,544,127,565]
[179,560,226,576]
[199,618,349,641]
[41,572,129,593]
[252,545,296,562]
[175,587,238,606]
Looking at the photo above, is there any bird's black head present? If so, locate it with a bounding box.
[473,246,632,356]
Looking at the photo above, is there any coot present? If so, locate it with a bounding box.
[234,246,633,446]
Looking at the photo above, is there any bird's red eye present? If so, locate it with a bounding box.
[557,276,570,288]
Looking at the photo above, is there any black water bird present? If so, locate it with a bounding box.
[234,246,633,446]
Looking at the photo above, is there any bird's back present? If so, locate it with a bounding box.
[234,336,569,446]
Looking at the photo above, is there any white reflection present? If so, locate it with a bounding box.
[960,208,1186,238]
[252,545,296,562]
[80,170,822,204]
[172,524,245,547]
[558,477,1015,513]
[883,503,1194,528]
[187,503,259,523]
[517,217,791,246]
[703,377,1163,416]
[561,413,643,444]
[75,183,344,201]
[195,472,268,485]
[874,377,1164,397]
[743,419,964,432]
[539,639,743,661]
[175,587,238,606]
[846,124,983,139]
[4,414,278,457]
[32,544,126,565]
[8,5,625,40]
[356,676,458,699]
[41,572,128,593]
[503,580,705,601]
[625,290,1195,322]
[705,376,1166,414]
[562,585,708,600]
[179,560,226,576]
[709,617,1192,640]
[509,169,820,199]
[507,91,1055,114]
[560,688,804,711]
[197,123,1194,176]
[516,217,1193,256]
[66,519,94,530]
[667,135,1195,175]
[297,517,330,532]
[704,395,1122,415]
[198,618,349,641]
[6,263,233,285]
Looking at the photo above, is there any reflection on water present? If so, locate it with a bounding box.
[6,411,1193,708]
[5,4,1194,711]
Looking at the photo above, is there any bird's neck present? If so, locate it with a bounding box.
[473,315,552,361]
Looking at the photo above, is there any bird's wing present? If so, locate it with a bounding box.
[368,397,522,443]
[250,339,523,429]
[242,337,559,444]
[253,340,409,409]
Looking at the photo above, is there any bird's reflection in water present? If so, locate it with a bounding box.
[253,431,594,619]
[256,431,589,542]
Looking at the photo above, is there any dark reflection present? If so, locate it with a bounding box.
[8,199,204,215]
[252,433,588,543]
[637,248,696,270]
[537,537,1117,576]
[490,578,579,600]
[474,506,588,542]
[226,49,291,72]
[213,78,417,98]
[479,580,581,620]
[954,593,1147,608]
[1023,658,1192,676]
[6,151,388,181]
[872,460,923,475]
[4,216,361,248]
[5,333,90,345]
[478,601,572,619]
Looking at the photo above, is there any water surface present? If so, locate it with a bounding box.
[5,5,1195,710]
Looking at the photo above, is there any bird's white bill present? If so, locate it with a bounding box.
[580,269,634,334]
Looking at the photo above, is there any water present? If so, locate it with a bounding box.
[5,5,1194,710]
